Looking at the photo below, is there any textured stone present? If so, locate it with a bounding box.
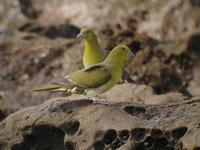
[0,97,200,149]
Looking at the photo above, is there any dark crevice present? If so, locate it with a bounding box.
[103,129,117,145]
[61,121,80,136]
[18,0,39,19]
[124,106,146,116]
[93,141,105,150]
[110,138,125,149]
[18,23,80,39]
[11,125,65,150]
[118,130,130,141]
[0,110,6,122]
[65,141,76,150]
[131,128,146,141]
[151,129,164,139]
[171,127,188,140]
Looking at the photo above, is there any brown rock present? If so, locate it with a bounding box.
[0,97,200,149]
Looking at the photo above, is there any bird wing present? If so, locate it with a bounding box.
[65,64,111,88]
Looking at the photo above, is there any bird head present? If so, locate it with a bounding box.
[104,44,134,64]
[113,44,134,57]
[77,28,97,41]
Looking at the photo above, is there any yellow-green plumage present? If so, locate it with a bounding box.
[66,65,111,88]
[77,28,135,83]
[77,28,106,67]
[33,45,133,97]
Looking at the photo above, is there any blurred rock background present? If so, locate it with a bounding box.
[0,0,200,121]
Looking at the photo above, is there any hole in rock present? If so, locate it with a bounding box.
[144,136,155,149]
[171,127,188,140]
[61,120,80,136]
[93,141,105,150]
[151,129,164,139]
[187,33,200,56]
[124,106,145,116]
[110,138,125,149]
[11,125,65,150]
[131,142,145,150]
[154,137,168,149]
[131,128,146,141]
[103,129,117,145]
[0,110,6,122]
[65,141,75,150]
[118,130,130,141]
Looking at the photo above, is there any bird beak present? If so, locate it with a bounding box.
[77,32,83,38]
[128,50,134,56]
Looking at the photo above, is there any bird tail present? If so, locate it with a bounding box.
[32,82,74,92]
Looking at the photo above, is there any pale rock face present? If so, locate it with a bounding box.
[0,98,200,149]
[30,0,200,40]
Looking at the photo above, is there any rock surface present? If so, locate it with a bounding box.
[0,97,200,150]
[67,83,186,105]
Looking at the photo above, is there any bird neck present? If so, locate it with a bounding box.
[103,51,125,75]
[84,38,102,54]
[83,38,105,67]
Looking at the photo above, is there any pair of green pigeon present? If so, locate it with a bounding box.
[33,28,134,97]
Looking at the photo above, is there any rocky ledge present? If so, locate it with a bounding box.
[0,96,200,150]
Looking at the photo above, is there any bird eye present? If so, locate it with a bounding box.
[86,31,89,34]
[121,48,125,51]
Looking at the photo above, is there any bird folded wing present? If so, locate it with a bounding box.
[65,64,111,88]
